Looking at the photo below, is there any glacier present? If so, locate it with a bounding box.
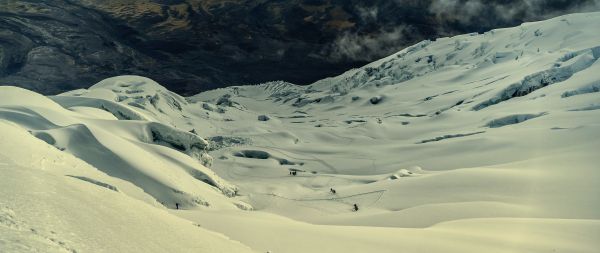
[1,12,600,253]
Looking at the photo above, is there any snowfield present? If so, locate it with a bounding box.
[1,12,600,253]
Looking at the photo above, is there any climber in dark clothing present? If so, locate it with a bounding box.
[353,204,359,212]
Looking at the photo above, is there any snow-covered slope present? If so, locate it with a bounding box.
[2,12,600,253]
[0,121,253,253]
[190,12,600,252]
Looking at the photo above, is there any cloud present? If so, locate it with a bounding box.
[429,0,485,24]
[429,0,600,26]
[324,25,412,62]
[355,6,379,22]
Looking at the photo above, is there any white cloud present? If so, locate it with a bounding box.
[429,0,600,24]
[325,26,411,62]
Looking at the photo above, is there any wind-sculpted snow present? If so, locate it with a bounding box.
[0,83,244,211]
[29,122,234,207]
[0,120,254,252]
[58,75,191,125]
[66,175,119,192]
[51,96,151,121]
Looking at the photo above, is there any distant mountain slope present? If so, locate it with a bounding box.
[198,12,600,114]
[1,0,598,95]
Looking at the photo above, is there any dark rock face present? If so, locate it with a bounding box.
[0,0,157,94]
[1,0,597,95]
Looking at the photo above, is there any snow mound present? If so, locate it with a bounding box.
[0,85,243,209]
[51,96,152,121]
[58,75,190,125]
[0,86,66,111]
